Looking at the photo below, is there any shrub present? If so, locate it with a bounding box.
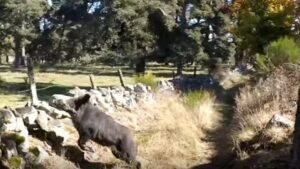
[231,65,300,159]
[133,71,157,90]
[256,37,300,73]
[183,90,213,110]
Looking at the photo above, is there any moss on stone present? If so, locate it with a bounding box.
[1,132,25,144]
[8,156,22,169]
[29,147,39,157]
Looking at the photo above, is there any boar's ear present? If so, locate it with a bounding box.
[74,94,91,110]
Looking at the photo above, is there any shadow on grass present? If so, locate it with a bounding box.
[0,64,197,78]
[182,78,245,169]
[0,81,89,102]
[191,148,290,169]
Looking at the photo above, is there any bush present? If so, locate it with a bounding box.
[134,71,157,90]
[183,90,213,110]
[256,37,300,73]
[231,65,300,159]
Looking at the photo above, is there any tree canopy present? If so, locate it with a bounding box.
[0,0,299,72]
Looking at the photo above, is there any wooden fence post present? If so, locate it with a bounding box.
[118,69,125,87]
[89,74,96,89]
[172,70,175,80]
[27,57,39,105]
[193,66,197,78]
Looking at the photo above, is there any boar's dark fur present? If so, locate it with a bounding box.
[65,94,141,169]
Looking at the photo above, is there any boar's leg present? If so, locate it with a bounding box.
[77,128,94,152]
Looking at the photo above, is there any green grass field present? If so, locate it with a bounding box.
[0,63,203,107]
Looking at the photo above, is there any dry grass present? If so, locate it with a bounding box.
[231,65,300,159]
[129,91,220,169]
[212,65,250,89]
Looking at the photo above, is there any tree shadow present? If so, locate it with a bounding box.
[192,148,290,169]
[0,64,199,79]
[0,81,88,102]
[181,78,245,169]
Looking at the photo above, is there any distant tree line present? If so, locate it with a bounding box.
[0,0,299,74]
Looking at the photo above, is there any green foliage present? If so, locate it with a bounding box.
[8,156,22,169]
[232,0,297,59]
[184,90,212,110]
[29,147,40,157]
[134,72,157,90]
[256,37,300,73]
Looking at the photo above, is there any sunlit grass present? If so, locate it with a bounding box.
[0,63,197,107]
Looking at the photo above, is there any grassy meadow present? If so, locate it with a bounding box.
[0,63,202,107]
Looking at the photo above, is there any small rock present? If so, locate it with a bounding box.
[15,107,38,127]
[124,85,135,92]
[68,87,87,97]
[0,108,16,125]
[36,110,51,131]
[37,101,70,119]
[29,146,49,163]
[157,80,175,91]
[47,120,69,144]
[134,83,149,93]
[1,139,18,159]
[98,87,110,96]
[111,92,127,107]
[0,156,25,169]
[269,114,293,128]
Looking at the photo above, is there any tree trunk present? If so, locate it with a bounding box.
[176,58,183,76]
[135,57,146,74]
[6,54,9,63]
[290,89,300,169]
[27,57,39,105]
[13,35,25,68]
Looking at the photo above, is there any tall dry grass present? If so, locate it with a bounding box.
[132,91,221,169]
[231,65,300,159]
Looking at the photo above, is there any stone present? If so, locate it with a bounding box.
[36,110,51,131]
[134,83,149,93]
[29,146,49,163]
[111,92,127,107]
[98,87,110,96]
[1,139,18,159]
[68,87,87,97]
[92,95,115,113]
[14,118,29,154]
[124,85,135,92]
[269,114,293,128]
[124,97,137,110]
[51,109,71,119]
[36,110,69,144]
[0,107,29,154]
[15,107,38,127]
[157,80,175,91]
[37,101,70,119]
[47,119,69,144]
[0,108,16,124]
[0,131,29,156]
[0,156,25,169]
